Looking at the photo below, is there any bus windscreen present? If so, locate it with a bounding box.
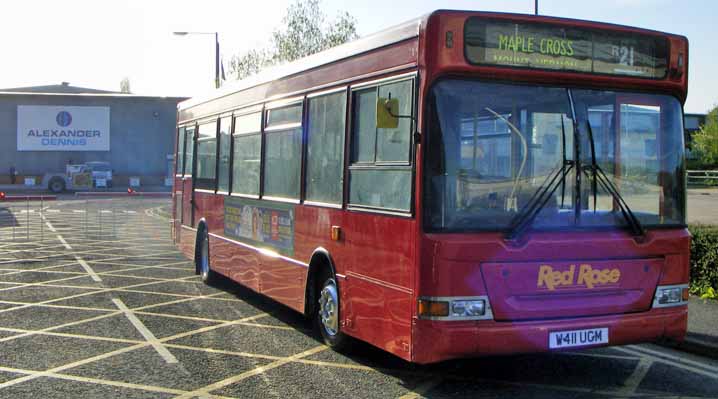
[464,17,669,79]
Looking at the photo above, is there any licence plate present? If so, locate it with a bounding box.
[549,327,608,349]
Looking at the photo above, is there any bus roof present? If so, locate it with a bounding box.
[178,17,422,112]
[179,9,685,113]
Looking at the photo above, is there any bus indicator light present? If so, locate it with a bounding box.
[418,299,449,318]
[330,226,341,241]
[0,192,5,200]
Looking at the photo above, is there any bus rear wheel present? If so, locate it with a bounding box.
[316,274,350,351]
[196,229,220,286]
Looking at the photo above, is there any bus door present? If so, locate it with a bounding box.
[178,125,196,232]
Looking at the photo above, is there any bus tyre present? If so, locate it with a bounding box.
[197,229,220,286]
[316,274,350,351]
[48,177,65,193]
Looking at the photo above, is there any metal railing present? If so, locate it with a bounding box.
[687,170,718,186]
[0,196,172,242]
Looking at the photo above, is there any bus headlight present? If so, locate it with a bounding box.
[418,296,493,320]
[653,284,689,308]
[451,300,485,317]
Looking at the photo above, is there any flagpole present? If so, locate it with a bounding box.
[215,32,220,88]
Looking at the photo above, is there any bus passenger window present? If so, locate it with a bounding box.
[217,117,232,192]
[195,122,217,189]
[377,80,412,163]
[232,112,262,196]
[348,78,414,212]
[264,103,303,199]
[176,127,186,175]
[184,126,195,177]
[306,91,347,204]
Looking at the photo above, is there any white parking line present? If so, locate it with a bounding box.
[46,209,60,213]
[111,298,178,364]
[617,346,718,379]
[74,256,102,282]
[628,345,718,373]
[57,236,72,250]
[617,358,652,394]
[399,377,443,399]
[41,214,58,233]
[73,210,86,213]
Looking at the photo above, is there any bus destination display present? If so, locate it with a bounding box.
[465,18,668,78]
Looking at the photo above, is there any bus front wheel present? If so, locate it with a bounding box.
[316,274,350,351]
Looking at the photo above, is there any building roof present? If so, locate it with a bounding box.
[0,82,121,94]
[0,81,188,101]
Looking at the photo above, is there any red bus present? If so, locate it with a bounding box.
[173,10,690,364]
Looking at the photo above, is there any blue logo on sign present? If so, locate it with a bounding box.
[56,111,72,127]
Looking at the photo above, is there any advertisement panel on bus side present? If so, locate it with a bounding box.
[224,197,295,255]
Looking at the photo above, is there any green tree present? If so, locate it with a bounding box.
[693,106,718,166]
[228,0,358,80]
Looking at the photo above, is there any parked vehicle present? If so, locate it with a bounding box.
[174,10,690,364]
[42,161,112,193]
[85,161,113,188]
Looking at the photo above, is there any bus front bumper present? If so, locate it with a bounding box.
[411,306,687,364]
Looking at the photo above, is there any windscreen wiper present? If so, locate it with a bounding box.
[505,110,574,241]
[584,119,645,238]
[560,116,568,208]
[505,160,574,241]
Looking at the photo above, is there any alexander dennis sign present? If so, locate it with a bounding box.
[17,106,110,151]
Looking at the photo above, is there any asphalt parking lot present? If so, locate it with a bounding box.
[0,197,717,398]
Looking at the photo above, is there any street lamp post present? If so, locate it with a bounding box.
[173,31,220,89]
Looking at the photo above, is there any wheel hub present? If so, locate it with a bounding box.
[200,236,209,277]
[319,282,339,336]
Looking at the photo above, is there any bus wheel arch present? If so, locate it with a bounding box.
[307,248,350,351]
[305,248,336,317]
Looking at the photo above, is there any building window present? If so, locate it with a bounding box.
[263,103,303,199]
[195,121,217,189]
[232,112,262,196]
[349,78,414,211]
[217,117,232,192]
[306,91,346,204]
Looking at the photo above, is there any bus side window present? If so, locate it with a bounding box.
[348,78,414,212]
[217,117,232,192]
[185,126,196,178]
[263,103,303,199]
[195,122,218,190]
[232,112,262,196]
[306,91,347,204]
[176,126,186,176]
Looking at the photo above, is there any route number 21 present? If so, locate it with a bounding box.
[611,45,635,66]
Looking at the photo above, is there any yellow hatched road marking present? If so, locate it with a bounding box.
[172,345,328,399]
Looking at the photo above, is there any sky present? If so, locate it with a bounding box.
[0,0,715,113]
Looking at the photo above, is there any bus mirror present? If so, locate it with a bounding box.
[376,97,399,129]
